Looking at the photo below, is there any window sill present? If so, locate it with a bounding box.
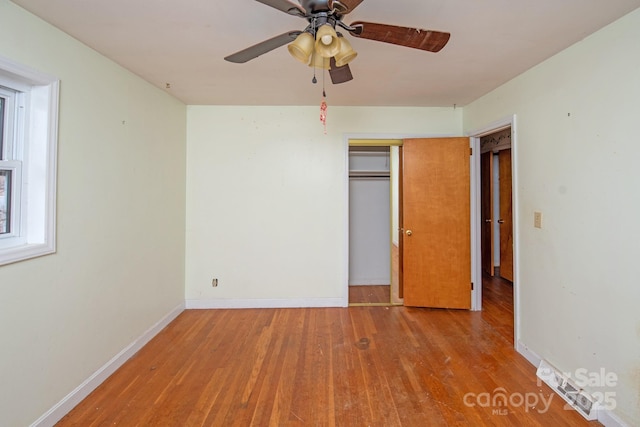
[0,241,56,266]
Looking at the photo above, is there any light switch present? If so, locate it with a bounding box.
[534,211,543,229]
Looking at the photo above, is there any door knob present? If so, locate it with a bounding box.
[406,230,413,236]
[485,219,492,223]
[498,219,505,224]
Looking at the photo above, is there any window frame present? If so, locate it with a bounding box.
[0,55,59,266]
[0,85,23,241]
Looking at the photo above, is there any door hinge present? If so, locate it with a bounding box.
[470,147,473,156]
[471,282,474,290]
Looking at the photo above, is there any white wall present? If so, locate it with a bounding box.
[391,146,401,247]
[348,151,390,171]
[464,8,640,425]
[185,106,462,307]
[349,177,390,285]
[349,151,391,286]
[0,2,187,426]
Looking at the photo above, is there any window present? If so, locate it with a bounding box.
[0,97,7,234]
[0,170,11,235]
[0,55,59,266]
[0,85,21,240]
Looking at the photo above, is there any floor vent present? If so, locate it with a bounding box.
[536,360,598,421]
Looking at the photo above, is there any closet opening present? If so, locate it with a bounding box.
[348,142,402,306]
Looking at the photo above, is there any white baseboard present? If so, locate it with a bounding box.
[518,340,629,427]
[31,302,185,427]
[597,407,630,427]
[516,339,542,368]
[185,297,347,309]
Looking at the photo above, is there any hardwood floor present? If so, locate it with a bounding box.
[481,273,514,344]
[56,282,600,426]
[349,285,391,304]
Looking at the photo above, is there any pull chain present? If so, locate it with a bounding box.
[320,69,327,134]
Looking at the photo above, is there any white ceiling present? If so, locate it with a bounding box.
[10,0,640,106]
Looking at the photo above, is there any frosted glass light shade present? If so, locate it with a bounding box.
[308,52,330,70]
[288,32,315,64]
[335,35,357,67]
[314,25,341,58]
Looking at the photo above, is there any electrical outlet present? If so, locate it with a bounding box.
[534,211,543,228]
[211,278,218,287]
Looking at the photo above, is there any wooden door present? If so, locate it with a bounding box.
[480,152,494,276]
[402,138,471,309]
[498,149,513,282]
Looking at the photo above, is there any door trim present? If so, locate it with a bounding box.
[467,115,519,346]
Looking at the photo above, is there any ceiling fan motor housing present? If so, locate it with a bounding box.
[301,0,334,14]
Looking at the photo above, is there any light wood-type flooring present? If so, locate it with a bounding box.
[348,285,390,304]
[56,276,600,426]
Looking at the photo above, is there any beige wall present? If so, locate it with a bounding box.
[185,106,462,306]
[464,8,640,425]
[0,2,187,425]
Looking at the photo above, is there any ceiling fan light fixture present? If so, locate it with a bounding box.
[314,24,341,58]
[288,32,315,64]
[334,34,357,67]
[225,0,450,87]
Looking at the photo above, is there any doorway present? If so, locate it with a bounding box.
[471,118,518,345]
[480,127,513,281]
[347,137,471,308]
[348,145,392,305]
[348,140,402,305]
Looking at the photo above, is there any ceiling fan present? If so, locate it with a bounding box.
[224,0,450,84]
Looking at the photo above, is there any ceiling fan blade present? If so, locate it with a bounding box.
[329,58,353,84]
[256,0,306,16]
[350,21,450,53]
[330,0,364,14]
[225,31,302,63]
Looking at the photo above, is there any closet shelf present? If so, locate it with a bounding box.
[349,170,390,178]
